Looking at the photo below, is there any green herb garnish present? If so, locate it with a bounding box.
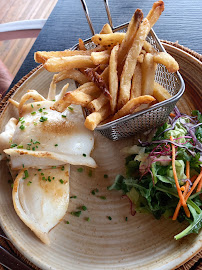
[71,211,81,217]
[39,116,48,122]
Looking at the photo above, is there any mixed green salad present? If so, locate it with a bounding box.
[108,108,202,239]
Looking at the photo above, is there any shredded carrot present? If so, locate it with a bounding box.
[180,186,185,191]
[185,168,202,200]
[169,113,176,118]
[186,161,190,179]
[172,161,190,220]
[190,175,197,183]
[170,136,187,208]
[196,176,202,192]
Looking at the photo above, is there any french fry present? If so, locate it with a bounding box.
[84,103,111,130]
[52,82,100,112]
[112,95,155,121]
[118,9,143,69]
[91,33,125,46]
[118,18,151,109]
[142,53,157,96]
[146,0,164,27]
[153,52,179,72]
[84,68,111,99]
[137,53,144,63]
[100,23,113,34]
[91,50,111,65]
[87,67,109,112]
[44,55,96,72]
[131,62,142,99]
[79,38,86,51]
[87,94,108,112]
[34,50,92,64]
[143,40,156,54]
[109,45,119,114]
[64,91,99,106]
[47,81,56,101]
[101,66,109,85]
[153,82,172,101]
[53,69,90,84]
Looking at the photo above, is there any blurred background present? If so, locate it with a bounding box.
[0,0,57,78]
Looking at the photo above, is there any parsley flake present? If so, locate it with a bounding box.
[39,116,48,122]
[77,168,83,173]
[71,211,81,217]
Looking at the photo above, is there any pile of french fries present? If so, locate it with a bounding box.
[34,1,179,131]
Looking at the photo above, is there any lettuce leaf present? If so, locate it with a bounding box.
[174,202,202,240]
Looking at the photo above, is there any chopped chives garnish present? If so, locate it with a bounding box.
[19,125,25,130]
[23,170,29,179]
[34,122,37,126]
[70,196,77,199]
[17,145,23,149]
[38,108,43,112]
[71,211,81,217]
[95,188,99,193]
[31,111,36,115]
[61,166,65,171]
[54,144,58,147]
[52,99,56,102]
[82,205,87,211]
[68,106,74,111]
[33,141,40,144]
[38,169,41,171]
[11,183,14,188]
[39,116,48,122]
[48,176,51,182]
[59,179,64,184]
[108,216,112,220]
[125,217,128,221]
[62,115,66,118]
[85,217,90,222]
[100,196,106,200]
[52,166,57,169]
[27,181,32,186]
[42,176,46,181]
[22,164,24,168]
[77,168,83,173]
[27,143,32,146]
[31,104,34,108]
[66,221,70,224]
[32,147,35,151]
[43,112,48,115]
[37,104,40,106]
[10,143,17,148]
[53,177,55,180]
[91,190,95,195]
[88,170,92,177]
[41,173,44,176]
[83,153,86,157]
[104,174,108,178]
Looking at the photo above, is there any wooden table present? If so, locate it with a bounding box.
[8,0,202,90]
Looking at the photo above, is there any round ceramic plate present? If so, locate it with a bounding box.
[0,46,201,270]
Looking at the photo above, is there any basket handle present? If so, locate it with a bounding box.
[80,0,114,35]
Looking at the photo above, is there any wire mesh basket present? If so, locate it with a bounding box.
[72,0,185,141]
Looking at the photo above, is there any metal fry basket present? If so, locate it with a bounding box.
[73,0,185,141]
